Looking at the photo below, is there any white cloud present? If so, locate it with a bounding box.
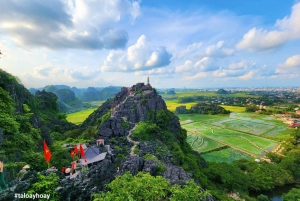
[177,42,202,59]
[32,64,62,78]
[175,41,233,74]
[134,68,174,76]
[212,60,257,78]
[194,57,219,72]
[276,55,300,73]
[65,66,100,80]
[182,72,207,81]
[101,35,172,72]
[205,41,234,58]
[236,2,300,52]
[239,71,254,80]
[0,0,140,49]
[175,60,193,73]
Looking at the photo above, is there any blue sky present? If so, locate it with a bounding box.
[0,0,300,89]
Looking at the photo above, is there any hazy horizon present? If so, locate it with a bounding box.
[1,0,300,89]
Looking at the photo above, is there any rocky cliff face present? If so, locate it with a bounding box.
[111,83,166,123]
[91,82,194,186]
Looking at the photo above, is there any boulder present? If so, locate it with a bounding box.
[120,156,144,175]
[163,164,192,185]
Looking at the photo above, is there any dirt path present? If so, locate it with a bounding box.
[127,124,139,156]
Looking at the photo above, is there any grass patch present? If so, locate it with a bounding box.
[66,107,98,125]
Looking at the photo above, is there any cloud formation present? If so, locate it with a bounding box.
[101,35,172,72]
[66,67,100,80]
[276,55,300,73]
[175,41,233,74]
[236,2,300,52]
[0,0,140,49]
[212,61,256,79]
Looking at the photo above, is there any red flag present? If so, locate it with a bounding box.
[43,140,52,163]
[74,145,78,154]
[70,149,75,158]
[84,157,88,163]
[80,144,84,158]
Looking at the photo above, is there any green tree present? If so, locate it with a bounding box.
[92,172,205,201]
[156,110,170,128]
[245,105,259,112]
[27,172,60,201]
[92,172,170,201]
[257,194,269,201]
[282,188,300,201]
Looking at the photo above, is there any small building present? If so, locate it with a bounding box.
[96,139,104,146]
[80,152,107,166]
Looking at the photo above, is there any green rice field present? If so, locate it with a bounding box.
[201,147,252,163]
[66,108,98,125]
[180,112,294,162]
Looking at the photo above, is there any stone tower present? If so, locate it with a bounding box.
[147,76,150,85]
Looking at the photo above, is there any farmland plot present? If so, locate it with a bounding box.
[187,133,224,153]
[183,122,277,156]
[202,147,251,163]
[215,119,275,135]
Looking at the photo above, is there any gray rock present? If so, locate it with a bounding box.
[120,156,144,175]
[163,164,192,185]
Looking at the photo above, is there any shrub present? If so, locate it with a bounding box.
[143,154,158,161]
[27,172,59,200]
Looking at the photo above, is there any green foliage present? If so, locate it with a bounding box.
[156,110,171,128]
[80,126,97,140]
[64,129,82,139]
[257,194,269,201]
[134,89,143,95]
[141,98,147,105]
[110,138,118,143]
[91,172,205,201]
[23,104,31,113]
[147,109,155,122]
[0,87,14,115]
[133,146,139,154]
[27,172,59,201]
[132,122,161,141]
[49,142,73,170]
[121,121,130,129]
[169,180,208,201]
[114,145,122,151]
[245,104,259,112]
[100,111,111,124]
[155,164,167,175]
[143,154,158,160]
[282,188,300,201]
[189,102,230,114]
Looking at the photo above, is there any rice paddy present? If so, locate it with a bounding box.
[180,112,294,163]
[66,107,98,125]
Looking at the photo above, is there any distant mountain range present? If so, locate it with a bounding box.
[29,85,121,113]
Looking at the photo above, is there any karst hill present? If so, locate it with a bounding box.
[0,71,212,200]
